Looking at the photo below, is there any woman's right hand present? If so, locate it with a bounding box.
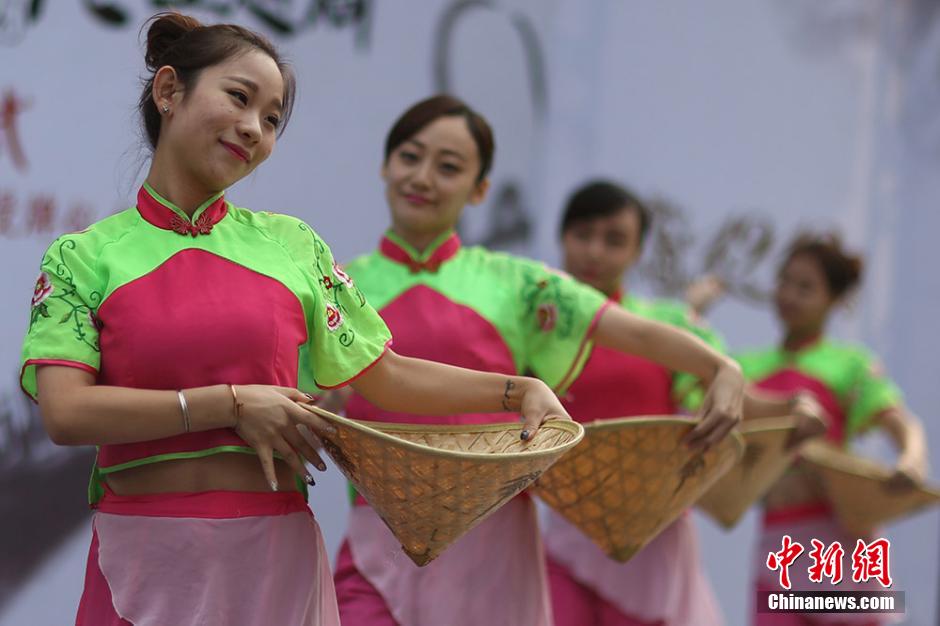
[231,385,337,491]
[683,360,745,450]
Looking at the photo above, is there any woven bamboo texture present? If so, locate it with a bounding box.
[533,416,742,562]
[698,417,801,529]
[301,405,584,565]
[801,440,940,535]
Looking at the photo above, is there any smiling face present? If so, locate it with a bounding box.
[561,207,644,295]
[154,49,284,196]
[382,115,489,247]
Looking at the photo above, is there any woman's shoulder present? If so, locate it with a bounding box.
[41,207,141,261]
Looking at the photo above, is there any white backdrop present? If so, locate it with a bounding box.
[1,2,937,625]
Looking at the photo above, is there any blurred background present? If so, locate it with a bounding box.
[1,1,938,624]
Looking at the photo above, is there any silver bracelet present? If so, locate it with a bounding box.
[177,390,191,433]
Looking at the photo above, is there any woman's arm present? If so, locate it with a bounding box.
[350,350,570,441]
[875,406,929,486]
[35,365,335,489]
[742,387,828,448]
[593,306,744,449]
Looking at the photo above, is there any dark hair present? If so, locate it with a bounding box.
[138,12,296,149]
[782,232,864,299]
[384,94,495,183]
[559,180,651,242]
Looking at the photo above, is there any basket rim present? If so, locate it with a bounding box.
[300,404,585,462]
[578,415,746,456]
[802,440,940,497]
[739,416,800,436]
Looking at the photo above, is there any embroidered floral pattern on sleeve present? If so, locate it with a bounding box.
[298,222,369,348]
[520,268,576,339]
[29,238,101,351]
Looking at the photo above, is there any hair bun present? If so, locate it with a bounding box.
[144,12,202,70]
[786,230,864,298]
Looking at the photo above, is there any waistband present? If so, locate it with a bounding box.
[95,486,309,519]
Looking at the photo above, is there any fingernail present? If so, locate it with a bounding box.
[270,480,279,492]
[520,429,530,441]
[304,474,315,485]
[317,462,327,471]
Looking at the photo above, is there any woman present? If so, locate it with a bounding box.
[21,15,578,626]
[544,180,824,626]
[737,233,928,626]
[330,96,747,626]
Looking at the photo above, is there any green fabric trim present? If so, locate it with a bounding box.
[383,228,456,263]
[142,182,225,223]
[88,446,311,504]
[97,445,257,474]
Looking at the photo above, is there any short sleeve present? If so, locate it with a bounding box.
[847,350,902,433]
[20,235,103,401]
[303,228,392,389]
[517,262,608,393]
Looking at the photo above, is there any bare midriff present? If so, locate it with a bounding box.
[104,453,299,495]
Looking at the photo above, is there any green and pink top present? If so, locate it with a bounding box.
[20,184,391,503]
[342,230,610,426]
[737,337,901,446]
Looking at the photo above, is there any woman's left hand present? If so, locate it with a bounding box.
[517,378,572,442]
[683,360,745,450]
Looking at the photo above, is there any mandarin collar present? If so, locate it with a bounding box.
[379,230,461,273]
[136,183,228,237]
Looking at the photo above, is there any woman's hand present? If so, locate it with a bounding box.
[785,392,829,450]
[516,378,572,441]
[683,361,744,450]
[685,274,726,317]
[886,451,929,492]
[231,385,337,491]
[314,387,354,416]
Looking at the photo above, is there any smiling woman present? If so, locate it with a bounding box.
[19,13,579,626]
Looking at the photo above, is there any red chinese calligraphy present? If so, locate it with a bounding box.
[25,194,55,234]
[766,535,805,590]
[807,539,844,585]
[851,538,892,588]
[0,190,14,235]
[1,88,30,172]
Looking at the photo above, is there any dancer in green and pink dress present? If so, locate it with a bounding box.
[543,181,824,626]
[737,234,928,626]
[21,14,580,626]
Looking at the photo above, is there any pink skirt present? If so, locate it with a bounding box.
[754,506,900,625]
[76,488,339,626]
[335,495,553,626]
[544,509,724,626]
